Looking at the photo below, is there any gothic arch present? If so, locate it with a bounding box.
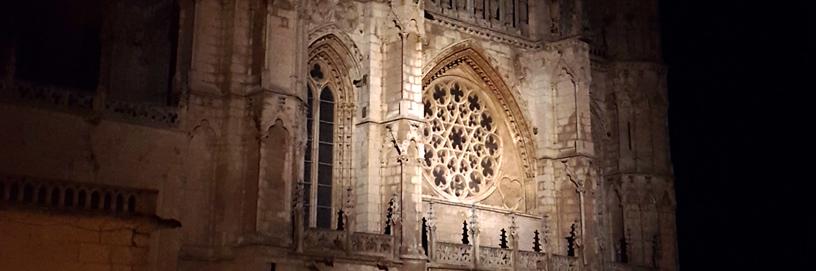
[423,41,537,205]
[608,184,627,262]
[308,33,360,104]
[549,57,584,83]
[301,32,358,228]
[181,120,217,246]
[307,26,363,79]
[253,119,291,233]
[424,41,536,178]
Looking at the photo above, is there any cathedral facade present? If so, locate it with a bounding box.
[0,1,675,270]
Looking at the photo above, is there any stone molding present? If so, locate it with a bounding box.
[423,41,537,180]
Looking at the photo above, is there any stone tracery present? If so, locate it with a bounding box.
[423,78,503,201]
[0,1,677,270]
[301,33,359,229]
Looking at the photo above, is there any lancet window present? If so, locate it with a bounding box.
[300,34,357,230]
[303,64,336,229]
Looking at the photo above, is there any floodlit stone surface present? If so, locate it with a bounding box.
[0,0,675,270]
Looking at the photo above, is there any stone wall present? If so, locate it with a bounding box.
[0,1,676,270]
[0,207,172,271]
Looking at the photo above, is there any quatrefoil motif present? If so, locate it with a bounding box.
[423,79,502,201]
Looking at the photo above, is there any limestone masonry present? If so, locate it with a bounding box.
[0,1,675,270]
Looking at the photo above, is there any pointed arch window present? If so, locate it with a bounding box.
[303,64,335,229]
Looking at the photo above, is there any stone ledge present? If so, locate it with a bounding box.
[1,80,180,128]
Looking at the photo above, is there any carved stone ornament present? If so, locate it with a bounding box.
[350,232,393,257]
[303,229,346,251]
[422,78,502,201]
[479,246,512,267]
[433,242,472,266]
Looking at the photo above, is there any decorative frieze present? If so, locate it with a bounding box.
[1,80,180,126]
[1,80,94,110]
[104,99,180,126]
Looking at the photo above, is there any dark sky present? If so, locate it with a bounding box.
[660,0,811,269]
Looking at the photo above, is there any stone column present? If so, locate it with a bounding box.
[509,213,520,270]
[293,182,305,253]
[469,205,480,269]
[383,118,425,269]
[381,1,426,270]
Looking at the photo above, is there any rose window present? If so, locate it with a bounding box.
[423,79,502,201]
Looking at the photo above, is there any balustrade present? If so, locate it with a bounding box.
[0,173,158,216]
[479,246,513,268]
[611,262,660,271]
[300,228,396,259]
[302,228,348,252]
[350,232,394,258]
[433,242,473,266]
[429,240,580,270]
[1,80,179,126]
[550,254,581,271]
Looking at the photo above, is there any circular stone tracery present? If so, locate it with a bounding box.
[423,79,502,201]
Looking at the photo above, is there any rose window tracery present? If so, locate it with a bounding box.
[423,79,502,201]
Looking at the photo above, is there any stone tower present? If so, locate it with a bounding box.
[0,0,675,270]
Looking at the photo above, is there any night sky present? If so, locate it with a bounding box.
[660,0,811,269]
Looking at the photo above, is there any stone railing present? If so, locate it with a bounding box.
[429,241,581,270]
[0,173,158,216]
[550,254,581,271]
[302,228,395,259]
[433,242,473,266]
[424,0,530,37]
[479,246,513,268]
[517,250,547,270]
[350,232,394,258]
[611,262,660,271]
[1,80,179,127]
[303,228,347,252]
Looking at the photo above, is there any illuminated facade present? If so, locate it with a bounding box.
[0,1,675,270]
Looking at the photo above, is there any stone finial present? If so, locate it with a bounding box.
[390,193,401,225]
[426,202,436,230]
[344,186,354,210]
[542,214,552,252]
[509,213,519,239]
[468,204,479,237]
[384,197,396,235]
